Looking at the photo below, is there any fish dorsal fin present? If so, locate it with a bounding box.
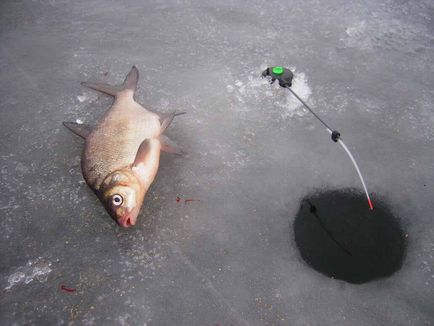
[63,122,93,139]
[81,66,139,97]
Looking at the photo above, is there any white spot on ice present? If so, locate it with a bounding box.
[344,21,373,50]
[5,257,52,290]
[227,65,312,119]
[117,314,132,326]
[77,95,87,103]
[284,70,312,118]
[7,272,25,287]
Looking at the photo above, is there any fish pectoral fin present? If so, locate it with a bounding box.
[132,138,152,167]
[81,66,139,96]
[80,82,123,96]
[62,122,93,139]
[159,135,183,155]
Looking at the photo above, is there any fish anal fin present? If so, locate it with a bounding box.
[159,135,182,155]
[63,122,93,139]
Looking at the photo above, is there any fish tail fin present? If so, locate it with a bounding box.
[81,66,139,97]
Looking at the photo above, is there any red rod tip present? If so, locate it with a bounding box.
[368,198,374,210]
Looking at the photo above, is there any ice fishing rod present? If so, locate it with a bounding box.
[262,66,373,210]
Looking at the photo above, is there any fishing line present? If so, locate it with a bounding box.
[262,66,373,210]
[286,86,333,132]
[305,199,353,256]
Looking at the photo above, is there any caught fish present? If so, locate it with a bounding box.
[63,66,184,227]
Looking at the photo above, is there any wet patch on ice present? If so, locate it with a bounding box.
[5,257,52,290]
[226,65,312,120]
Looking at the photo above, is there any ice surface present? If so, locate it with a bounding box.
[0,0,433,325]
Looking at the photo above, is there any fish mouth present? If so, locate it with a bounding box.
[117,211,137,228]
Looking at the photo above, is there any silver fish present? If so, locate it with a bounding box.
[64,66,183,227]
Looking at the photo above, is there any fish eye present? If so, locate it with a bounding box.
[112,194,123,206]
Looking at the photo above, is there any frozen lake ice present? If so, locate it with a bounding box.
[0,0,433,325]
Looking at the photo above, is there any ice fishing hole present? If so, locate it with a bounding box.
[293,189,406,284]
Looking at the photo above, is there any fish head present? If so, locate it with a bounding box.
[99,169,145,227]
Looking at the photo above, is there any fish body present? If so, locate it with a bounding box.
[83,95,161,190]
[63,66,183,227]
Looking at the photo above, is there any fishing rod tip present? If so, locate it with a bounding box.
[368,199,374,210]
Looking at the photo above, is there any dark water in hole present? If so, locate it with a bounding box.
[293,189,407,284]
